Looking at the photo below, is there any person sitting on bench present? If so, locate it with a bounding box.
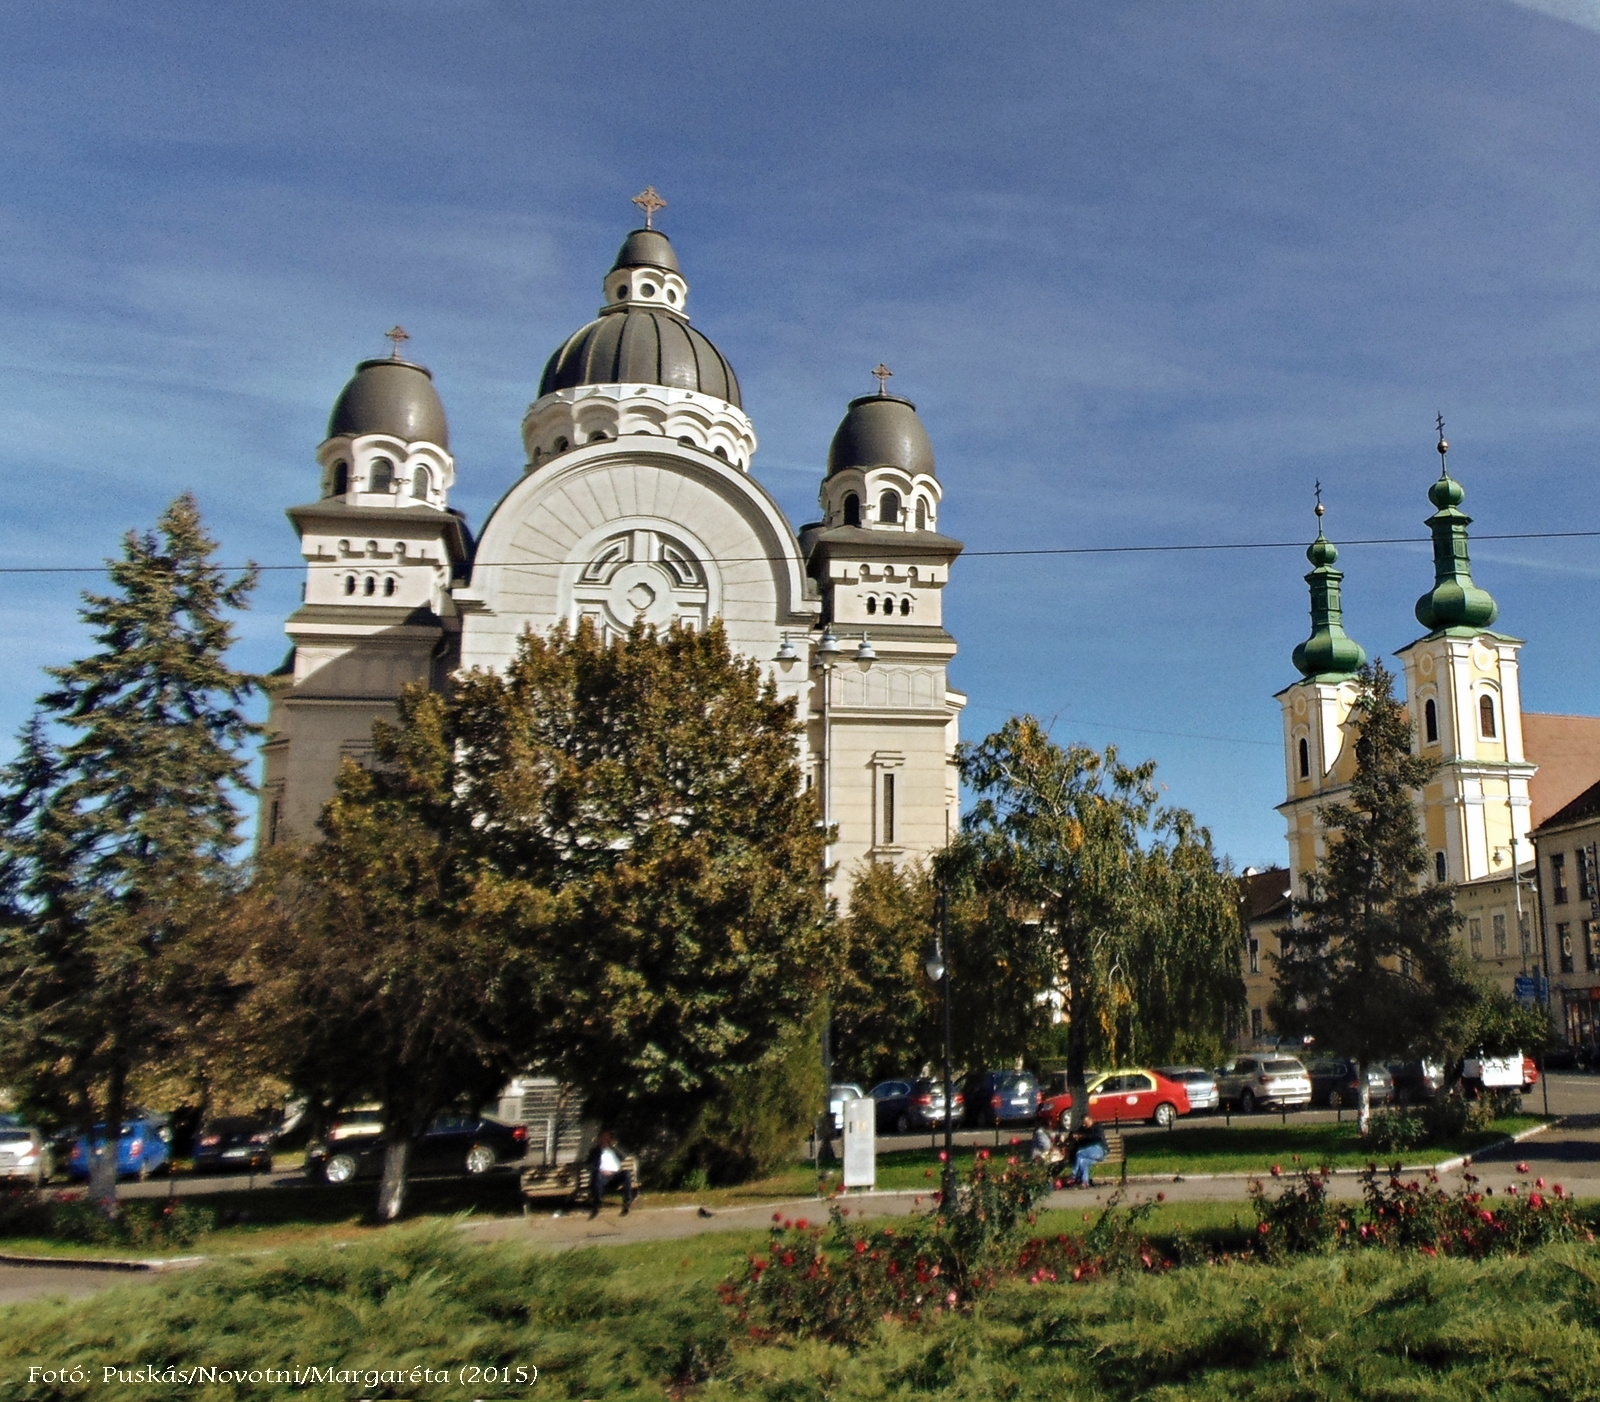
[588,1131,636,1218]
[1069,1115,1108,1187]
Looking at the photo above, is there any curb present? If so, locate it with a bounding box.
[0,1251,207,1273]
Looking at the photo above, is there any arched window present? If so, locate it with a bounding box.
[370,458,394,492]
[1479,694,1497,739]
[843,493,861,527]
[866,596,877,615]
[1435,850,1448,882]
[343,575,355,596]
[331,461,349,496]
[363,576,376,596]
[1298,737,1309,779]
[553,437,569,453]
[916,498,928,531]
[1424,698,1438,744]
[383,577,397,597]
[899,598,911,616]
[879,491,901,525]
[412,466,431,499]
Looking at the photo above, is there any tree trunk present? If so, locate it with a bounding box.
[377,1134,410,1222]
[1065,960,1089,1134]
[1357,1058,1372,1137]
[89,1060,128,1215]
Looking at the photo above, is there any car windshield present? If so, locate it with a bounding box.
[996,1073,1033,1091]
[1171,1070,1209,1082]
[0,1130,32,1144]
[1264,1059,1304,1074]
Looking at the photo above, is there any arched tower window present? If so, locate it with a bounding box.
[331,461,349,496]
[1298,737,1310,779]
[1479,694,1497,739]
[1424,698,1438,744]
[899,598,911,616]
[383,577,397,597]
[363,576,376,596]
[370,458,394,492]
[879,490,901,525]
[843,493,861,527]
[866,596,877,615]
[343,575,355,596]
[412,466,431,499]
[1435,851,1448,882]
[916,498,928,531]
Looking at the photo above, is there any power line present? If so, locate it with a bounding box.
[1,527,1595,576]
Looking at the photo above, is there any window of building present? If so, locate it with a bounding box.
[916,499,928,530]
[1559,922,1574,974]
[343,575,355,595]
[370,457,394,492]
[1248,937,1260,974]
[1520,912,1532,957]
[331,461,349,496]
[882,772,896,846]
[1250,1007,1263,1040]
[1479,693,1497,738]
[879,491,901,525]
[1553,852,1569,904]
[412,466,431,499]
[1469,917,1482,958]
[866,596,877,615]
[1435,850,1448,883]
[383,577,397,597]
[843,493,861,527]
[363,576,376,596]
[1424,698,1438,744]
[267,799,280,847]
[899,598,911,616]
[1298,737,1310,779]
[1492,912,1507,958]
[1587,921,1599,974]
[1579,847,1594,902]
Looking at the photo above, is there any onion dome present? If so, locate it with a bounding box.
[1413,435,1499,632]
[537,228,741,408]
[826,394,937,479]
[1292,504,1366,680]
[327,358,449,449]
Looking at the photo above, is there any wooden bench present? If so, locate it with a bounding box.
[520,1154,639,1208]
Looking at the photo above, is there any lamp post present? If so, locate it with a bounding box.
[925,882,955,1207]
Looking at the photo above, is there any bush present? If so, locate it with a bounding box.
[1420,1089,1471,1140]
[1248,1162,1344,1259]
[0,1187,215,1249]
[1359,1167,1588,1257]
[1364,1107,1426,1156]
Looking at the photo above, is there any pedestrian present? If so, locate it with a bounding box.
[1069,1114,1107,1187]
[1030,1123,1054,1162]
[587,1130,637,1218]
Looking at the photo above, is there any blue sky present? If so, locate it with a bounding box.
[2,0,1599,869]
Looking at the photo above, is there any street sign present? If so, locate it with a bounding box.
[1514,974,1537,1004]
[842,1097,875,1188]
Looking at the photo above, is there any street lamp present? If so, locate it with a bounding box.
[925,883,955,1206]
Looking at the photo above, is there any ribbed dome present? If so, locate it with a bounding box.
[611,228,680,273]
[538,308,741,407]
[327,359,449,449]
[827,395,936,479]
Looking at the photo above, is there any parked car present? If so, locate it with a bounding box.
[867,1078,962,1134]
[1216,1056,1312,1113]
[0,1125,52,1186]
[1386,1059,1445,1105]
[1038,1069,1193,1128]
[307,1112,529,1184]
[192,1116,277,1174]
[65,1111,172,1181]
[962,1070,1039,1127]
[1155,1066,1221,1113]
[1306,1057,1394,1109]
[828,1083,866,1135]
[1523,1056,1540,1091]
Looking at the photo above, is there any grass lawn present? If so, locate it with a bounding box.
[3,1216,1600,1399]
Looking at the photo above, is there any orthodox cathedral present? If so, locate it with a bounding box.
[259,193,965,897]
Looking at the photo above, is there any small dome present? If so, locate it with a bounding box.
[539,308,741,407]
[611,228,680,273]
[827,394,936,479]
[327,359,449,449]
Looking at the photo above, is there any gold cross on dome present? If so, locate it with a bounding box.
[385,325,410,359]
[1313,479,1324,517]
[872,363,893,395]
[632,186,667,228]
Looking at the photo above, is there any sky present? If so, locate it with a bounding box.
[2,0,1598,870]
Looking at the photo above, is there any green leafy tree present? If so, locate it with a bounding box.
[0,495,257,1207]
[1271,662,1481,1131]
[954,716,1242,1127]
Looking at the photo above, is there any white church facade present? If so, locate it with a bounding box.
[259,202,965,897]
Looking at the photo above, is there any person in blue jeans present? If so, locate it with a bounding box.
[1070,1115,1108,1186]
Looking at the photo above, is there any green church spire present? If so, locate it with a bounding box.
[1292,486,1367,681]
[1413,422,1498,634]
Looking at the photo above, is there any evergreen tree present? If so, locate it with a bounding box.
[1270,662,1480,1131]
[0,495,257,1207]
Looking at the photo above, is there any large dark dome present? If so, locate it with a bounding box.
[827,394,935,478]
[539,308,741,407]
[327,359,449,449]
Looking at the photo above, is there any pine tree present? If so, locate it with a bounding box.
[1271,661,1480,1131]
[0,495,257,1207]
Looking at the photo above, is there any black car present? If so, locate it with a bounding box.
[308,1112,529,1184]
[1306,1058,1393,1109]
[867,1077,961,1134]
[193,1116,277,1174]
[962,1070,1039,1127]
[1386,1060,1445,1105]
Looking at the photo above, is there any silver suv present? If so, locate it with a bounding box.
[1216,1055,1312,1113]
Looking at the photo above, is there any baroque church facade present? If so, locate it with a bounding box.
[259,204,965,897]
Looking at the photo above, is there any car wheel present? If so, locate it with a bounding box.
[1240,1089,1257,1114]
[1152,1102,1177,1129]
[1328,1090,1343,1110]
[464,1144,497,1175]
[323,1153,359,1185]
[896,1112,912,1134]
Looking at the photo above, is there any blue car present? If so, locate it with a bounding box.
[66,1112,172,1181]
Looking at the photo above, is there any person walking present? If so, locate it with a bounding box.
[1069,1115,1107,1187]
[587,1131,637,1218]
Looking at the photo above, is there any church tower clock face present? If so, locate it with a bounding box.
[572,527,710,634]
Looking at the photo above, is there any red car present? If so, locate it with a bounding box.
[1038,1068,1193,1129]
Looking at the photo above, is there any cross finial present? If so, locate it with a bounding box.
[632,186,667,228]
[872,363,893,396]
[385,325,410,360]
[1313,479,1324,518]
[1436,410,1449,462]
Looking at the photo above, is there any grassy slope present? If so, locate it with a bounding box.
[3,1220,1600,1400]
